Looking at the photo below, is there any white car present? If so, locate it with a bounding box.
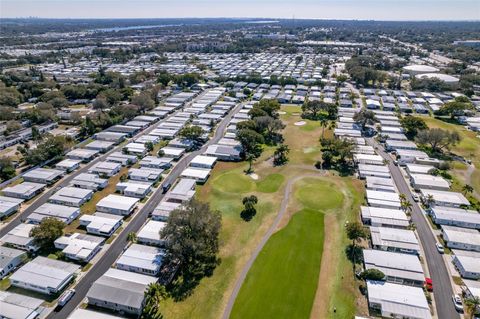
[452,294,463,312]
[436,242,445,254]
[58,289,75,307]
[412,193,420,202]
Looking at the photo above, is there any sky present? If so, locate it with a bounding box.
[1,0,479,20]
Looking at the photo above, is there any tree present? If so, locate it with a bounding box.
[253,116,285,145]
[132,92,155,111]
[30,217,65,251]
[251,99,280,119]
[400,194,413,214]
[145,141,154,153]
[353,109,377,131]
[127,232,138,244]
[416,128,461,153]
[360,268,385,281]
[31,125,42,143]
[241,195,258,221]
[462,184,474,195]
[161,199,221,294]
[92,97,109,110]
[400,115,427,140]
[464,296,480,319]
[345,221,368,266]
[273,144,290,166]
[439,97,473,120]
[23,135,74,166]
[301,100,337,121]
[141,283,167,319]
[236,129,264,173]
[157,70,173,86]
[0,157,16,181]
[5,120,22,134]
[319,114,330,140]
[178,125,205,147]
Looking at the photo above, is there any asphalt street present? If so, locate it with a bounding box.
[47,101,244,319]
[367,138,458,319]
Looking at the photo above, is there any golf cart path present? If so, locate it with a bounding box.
[221,171,324,319]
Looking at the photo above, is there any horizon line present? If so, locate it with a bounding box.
[1,17,480,22]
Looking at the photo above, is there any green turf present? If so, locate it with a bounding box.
[295,178,344,212]
[230,208,325,319]
[256,174,285,193]
[212,171,255,194]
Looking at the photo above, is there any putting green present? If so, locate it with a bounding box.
[256,174,285,193]
[295,178,344,212]
[212,171,255,194]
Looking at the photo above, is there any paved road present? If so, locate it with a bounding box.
[222,170,323,319]
[48,101,244,319]
[0,109,176,238]
[367,138,458,319]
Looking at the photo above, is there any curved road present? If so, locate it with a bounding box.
[222,171,323,319]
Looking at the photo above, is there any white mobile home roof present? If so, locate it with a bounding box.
[410,174,450,190]
[442,225,480,250]
[96,195,139,214]
[2,182,45,199]
[431,206,480,229]
[363,249,424,283]
[68,309,123,319]
[361,206,409,228]
[86,268,157,312]
[366,190,401,209]
[9,256,79,293]
[190,155,217,168]
[137,220,166,246]
[0,291,43,319]
[29,203,80,224]
[22,168,63,183]
[420,189,470,207]
[0,223,37,250]
[116,243,164,273]
[370,226,420,253]
[452,250,480,279]
[405,163,435,175]
[366,280,431,319]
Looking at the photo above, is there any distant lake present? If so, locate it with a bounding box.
[245,20,279,24]
[93,24,181,32]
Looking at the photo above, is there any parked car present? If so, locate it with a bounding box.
[452,294,463,312]
[57,289,75,308]
[424,278,433,292]
[412,193,420,202]
[161,182,172,194]
[436,242,445,254]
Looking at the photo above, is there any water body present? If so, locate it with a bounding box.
[93,24,181,32]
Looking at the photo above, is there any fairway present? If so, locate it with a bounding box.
[230,208,325,319]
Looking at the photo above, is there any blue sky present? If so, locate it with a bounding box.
[1,0,479,20]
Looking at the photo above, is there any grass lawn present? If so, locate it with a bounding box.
[230,208,325,319]
[159,104,365,319]
[422,117,480,199]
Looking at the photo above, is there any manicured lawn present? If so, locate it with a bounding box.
[422,117,480,198]
[212,171,255,194]
[230,208,325,319]
[256,173,285,193]
[295,178,345,212]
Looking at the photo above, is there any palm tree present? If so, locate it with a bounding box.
[127,232,137,244]
[462,184,474,196]
[345,221,368,269]
[141,283,167,319]
[464,296,480,319]
[425,194,435,207]
[319,115,329,140]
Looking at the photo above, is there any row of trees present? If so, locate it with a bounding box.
[17,134,75,166]
[236,99,285,172]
